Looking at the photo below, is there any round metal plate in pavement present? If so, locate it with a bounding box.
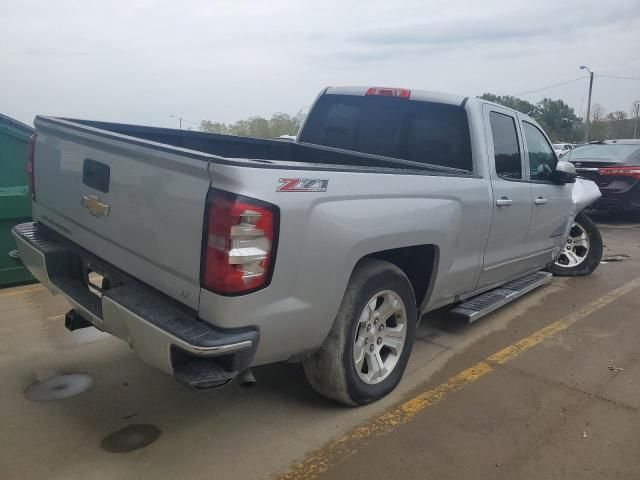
[24,373,94,402]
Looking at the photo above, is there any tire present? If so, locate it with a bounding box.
[547,212,602,276]
[303,259,417,406]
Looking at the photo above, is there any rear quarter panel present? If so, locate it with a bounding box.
[200,163,492,365]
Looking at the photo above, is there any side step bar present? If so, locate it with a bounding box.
[450,271,553,323]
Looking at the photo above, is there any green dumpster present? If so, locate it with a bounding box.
[0,114,35,286]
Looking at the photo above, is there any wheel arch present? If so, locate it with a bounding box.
[357,244,439,309]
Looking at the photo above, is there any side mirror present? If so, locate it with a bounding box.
[552,160,577,184]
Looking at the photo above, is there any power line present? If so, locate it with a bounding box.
[512,76,589,96]
[513,73,640,98]
[597,74,640,81]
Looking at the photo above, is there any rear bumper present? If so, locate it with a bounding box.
[577,172,640,212]
[591,189,640,212]
[12,222,259,389]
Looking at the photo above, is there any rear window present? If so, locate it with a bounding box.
[568,144,640,161]
[299,94,473,171]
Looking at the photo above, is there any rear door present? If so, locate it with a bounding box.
[519,118,573,267]
[477,105,535,288]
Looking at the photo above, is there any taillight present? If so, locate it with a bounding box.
[27,133,37,200]
[201,190,279,295]
[597,166,640,180]
[365,87,411,99]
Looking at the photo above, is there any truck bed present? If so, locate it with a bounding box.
[60,118,469,174]
[29,115,471,314]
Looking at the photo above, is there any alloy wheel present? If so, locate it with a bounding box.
[554,221,591,268]
[352,290,407,385]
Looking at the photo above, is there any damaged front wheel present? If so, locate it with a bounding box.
[547,212,602,276]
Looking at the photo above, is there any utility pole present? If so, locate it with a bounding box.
[580,66,594,142]
[634,101,639,139]
[169,115,183,130]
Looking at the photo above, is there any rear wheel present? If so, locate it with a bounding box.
[547,212,602,276]
[303,259,417,406]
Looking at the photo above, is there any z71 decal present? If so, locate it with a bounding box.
[277,178,329,192]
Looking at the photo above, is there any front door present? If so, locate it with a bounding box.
[477,105,535,288]
[519,118,573,267]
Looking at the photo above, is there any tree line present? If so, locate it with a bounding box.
[198,96,639,143]
[200,112,305,139]
[479,93,638,142]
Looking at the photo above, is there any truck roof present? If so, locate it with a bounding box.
[324,86,535,120]
[324,86,468,107]
[322,85,544,144]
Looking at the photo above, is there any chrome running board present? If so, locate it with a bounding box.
[449,271,553,323]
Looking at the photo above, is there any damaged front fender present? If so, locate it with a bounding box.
[571,178,601,216]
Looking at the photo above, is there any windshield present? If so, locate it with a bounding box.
[300,94,472,171]
[567,144,640,161]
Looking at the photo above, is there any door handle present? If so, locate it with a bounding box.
[496,197,513,207]
[534,197,549,205]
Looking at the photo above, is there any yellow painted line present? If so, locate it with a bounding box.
[279,276,640,480]
[0,284,44,299]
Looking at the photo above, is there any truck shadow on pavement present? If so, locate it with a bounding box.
[20,309,468,459]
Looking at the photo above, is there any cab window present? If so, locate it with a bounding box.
[300,94,473,171]
[523,122,557,181]
[489,111,522,180]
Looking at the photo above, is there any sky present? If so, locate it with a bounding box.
[2,0,640,128]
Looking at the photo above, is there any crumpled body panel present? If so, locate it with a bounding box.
[572,178,601,215]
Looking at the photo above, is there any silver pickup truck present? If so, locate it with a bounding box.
[14,86,602,405]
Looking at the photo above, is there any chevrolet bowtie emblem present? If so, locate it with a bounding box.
[81,194,110,217]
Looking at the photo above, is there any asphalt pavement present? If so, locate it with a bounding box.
[1,215,638,480]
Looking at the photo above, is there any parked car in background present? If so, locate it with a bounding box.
[564,140,640,213]
[553,143,574,156]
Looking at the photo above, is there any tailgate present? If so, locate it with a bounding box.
[31,117,211,309]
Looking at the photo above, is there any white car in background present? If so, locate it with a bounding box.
[553,143,574,156]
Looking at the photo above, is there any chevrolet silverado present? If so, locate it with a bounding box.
[14,86,602,405]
